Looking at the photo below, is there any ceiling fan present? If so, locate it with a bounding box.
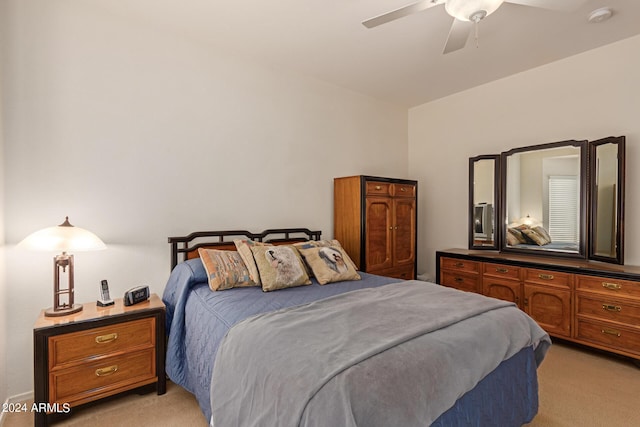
[362,0,587,54]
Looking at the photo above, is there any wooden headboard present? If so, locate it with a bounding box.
[168,228,322,270]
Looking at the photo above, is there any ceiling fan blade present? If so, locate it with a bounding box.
[443,19,473,54]
[362,0,441,29]
[505,0,587,12]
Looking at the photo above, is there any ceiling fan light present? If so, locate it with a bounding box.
[445,0,505,22]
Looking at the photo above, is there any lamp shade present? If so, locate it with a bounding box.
[519,215,538,226]
[445,0,505,21]
[19,217,106,253]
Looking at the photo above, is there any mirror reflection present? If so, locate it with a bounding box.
[504,142,585,255]
[472,158,496,247]
[590,136,625,264]
[593,143,618,257]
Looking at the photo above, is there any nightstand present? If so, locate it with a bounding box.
[33,294,166,427]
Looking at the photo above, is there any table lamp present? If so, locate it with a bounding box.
[19,216,106,317]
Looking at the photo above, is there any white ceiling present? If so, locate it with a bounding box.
[88,0,640,107]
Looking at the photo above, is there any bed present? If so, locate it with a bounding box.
[162,228,551,426]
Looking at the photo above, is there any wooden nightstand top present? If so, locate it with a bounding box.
[34,294,164,330]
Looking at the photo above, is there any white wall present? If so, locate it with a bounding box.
[0,0,8,409]
[0,61,7,410]
[409,34,640,277]
[1,1,408,398]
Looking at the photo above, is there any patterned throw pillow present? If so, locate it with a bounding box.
[233,239,273,286]
[250,245,311,292]
[522,227,552,246]
[293,239,359,271]
[533,226,552,244]
[297,245,361,285]
[521,229,545,246]
[198,248,257,291]
[508,227,528,244]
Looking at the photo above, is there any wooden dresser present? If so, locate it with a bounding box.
[33,294,166,426]
[437,249,640,360]
[334,175,417,280]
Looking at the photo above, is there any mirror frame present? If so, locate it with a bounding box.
[589,136,626,264]
[468,155,500,250]
[499,139,588,259]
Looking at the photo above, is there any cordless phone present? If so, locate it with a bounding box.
[97,279,115,307]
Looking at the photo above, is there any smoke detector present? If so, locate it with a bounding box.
[588,7,613,23]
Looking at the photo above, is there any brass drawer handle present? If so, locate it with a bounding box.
[454,262,464,268]
[454,277,464,283]
[602,282,622,291]
[601,329,621,337]
[95,333,118,344]
[375,185,381,190]
[400,187,407,192]
[602,304,622,312]
[95,365,118,377]
[496,268,509,273]
[538,274,554,280]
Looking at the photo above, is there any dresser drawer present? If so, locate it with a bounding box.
[523,268,572,289]
[576,275,640,299]
[483,263,520,280]
[366,181,392,196]
[49,318,155,370]
[441,271,481,293]
[576,294,640,325]
[392,183,416,198]
[440,257,480,274]
[50,348,156,405]
[575,319,640,356]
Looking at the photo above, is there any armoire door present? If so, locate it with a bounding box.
[365,197,393,271]
[393,198,416,267]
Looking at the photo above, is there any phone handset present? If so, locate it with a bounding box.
[97,279,115,307]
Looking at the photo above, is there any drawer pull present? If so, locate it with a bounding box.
[601,328,621,338]
[375,185,381,190]
[95,365,118,377]
[454,262,464,268]
[454,277,464,283]
[400,187,407,192]
[496,268,509,273]
[95,333,118,344]
[538,274,554,280]
[602,282,622,291]
[602,304,622,312]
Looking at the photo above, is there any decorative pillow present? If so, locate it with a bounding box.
[233,239,273,286]
[293,239,359,271]
[250,245,311,292]
[506,230,520,246]
[521,228,550,246]
[507,227,528,244]
[533,226,552,244]
[198,248,257,291]
[297,245,361,285]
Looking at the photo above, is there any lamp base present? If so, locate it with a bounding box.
[44,304,83,317]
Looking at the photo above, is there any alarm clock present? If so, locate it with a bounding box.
[123,285,150,306]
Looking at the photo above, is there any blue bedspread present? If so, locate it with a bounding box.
[209,281,549,427]
[162,259,400,420]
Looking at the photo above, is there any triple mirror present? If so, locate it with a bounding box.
[469,136,625,264]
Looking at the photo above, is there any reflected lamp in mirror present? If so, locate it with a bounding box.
[19,217,106,317]
[519,215,538,226]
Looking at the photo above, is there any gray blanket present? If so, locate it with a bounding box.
[210,281,550,427]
